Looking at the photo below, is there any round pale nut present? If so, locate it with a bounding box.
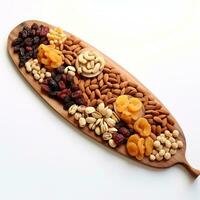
[177,140,183,148]
[173,130,180,138]
[34,73,40,80]
[45,72,51,77]
[164,152,171,160]
[108,139,117,148]
[150,154,156,161]
[102,132,112,141]
[79,117,86,127]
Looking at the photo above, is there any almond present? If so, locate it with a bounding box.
[144,114,153,119]
[116,75,121,83]
[101,88,110,94]
[108,77,118,83]
[97,73,103,81]
[85,87,91,96]
[90,91,95,100]
[103,73,109,83]
[109,73,117,79]
[156,125,162,135]
[73,76,79,85]
[99,79,104,87]
[95,89,101,98]
[112,83,120,89]
[85,79,91,87]
[107,92,112,99]
[107,97,116,104]
[103,68,111,73]
[91,99,97,107]
[107,82,112,88]
[90,84,98,90]
[120,74,127,82]
[121,88,126,95]
[120,81,129,88]
[112,89,121,95]
[128,81,137,88]
[91,78,97,84]
[79,80,85,92]
[111,68,120,74]
[167,116,175,125]
[153,116,162,124]
[135,92,144,98]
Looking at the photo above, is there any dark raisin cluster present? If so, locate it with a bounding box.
[113,121,135,146]
[12,23,49,67]
[41,66,86,109]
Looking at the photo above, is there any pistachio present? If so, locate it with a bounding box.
[100,123,106,134]
[91,111,102,119]
[104,118,116,127]
[85,106,96,114]
[88,123,94,130]
[79,117,86,127]
[97,102,105,113]
[108,127,118,132]
[101,107,109,116]
[68,104,78,115]
[95,126,101,135]
[111,112,120,122]
[108,139,117,148]
[86,117,96,124]
[78,105,86,113]
[102,132,112,141]
[105,108,113,118]
[74,112,82,120]
[95,118,102,126]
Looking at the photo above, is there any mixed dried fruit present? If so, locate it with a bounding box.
[11,22,184,164]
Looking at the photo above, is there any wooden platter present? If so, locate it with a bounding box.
[7,20,200,178]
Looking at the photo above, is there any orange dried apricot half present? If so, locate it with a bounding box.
[127,142,139,157]
[115,95,129,113]
[134,117,151,137]
[145,136,154,156]
[127,134,140,144]
[137,138,145,155]
[128,97,143,113]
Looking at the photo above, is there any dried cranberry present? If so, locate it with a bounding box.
[40,25,49,36]
[71,90,83,98]
[71,84,79,91]
[58,81,66,90]
[12,38,23,46]
[61,88,71,96]
[43,40,49,45]
[57,93,66,100]
[25,46,32,51]
[66,74,73,82]
[112,133,125,146]
[118,127,130,138]
[41,84,51,93]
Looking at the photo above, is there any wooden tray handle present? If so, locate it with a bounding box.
[179,158,200,178]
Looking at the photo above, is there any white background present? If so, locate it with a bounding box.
[0,0,200,199]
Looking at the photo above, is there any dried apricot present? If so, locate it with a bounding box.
[136,153,144,160]
[131,109,143,121]
[134,118,151,137]
[120,110,132,124]
[137,138,145,155]
[128,97,143,113]
[145,136,154,156]
[38,44,63,69]
[127,142,139,157]
[127,134,140,144]
[116,95,129,112]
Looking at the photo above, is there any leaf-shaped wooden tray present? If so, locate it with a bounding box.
[7,20,200,178]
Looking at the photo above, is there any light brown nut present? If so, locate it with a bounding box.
[64,58,71,65]
[103,73,109,83]
[91,99,97,107]
[85,79,91,87]
[91,78,97,84]
[110,68,119,74]
[148,101,156,105]
[127,87,137,95]
[167,116,175,125]
[95,89,101,98]
[90,91,95,100]
[155,104,162,110]
[135,92,144,98]
[99,79,104,87]
[97,73,103,81]
[151,125,157,134]
[83,92,89,101]
[116,75,121,83]
[108,77,118,83]
[145,105,157,110]
[136,86,144,93]
[166,123,175,132]
[158,108,169,115]
[121,88,126,95]
[101,88,110,94]
[107,92,112,99]
[145,110,160,116]
[120,81,129,88]
[97,99,103,105]
[112,89,121,95]
[79,80,85,92]
[90,84,99,90]
[144,114,153,119]
[103,68,111,73]
[109,73,117,79]
[107,82,112,88]
[153,116,163,124]
[162,118,168,127]
[112,84,120,89]
[148,119,155,125]
[73,76,79,85]
[86,87,92,96]
[66,54,73,61]
[100,85,107,91]
[107,97,116,104]
[156,125,162,135]
[159,114,166,119]
[108,104,114,110]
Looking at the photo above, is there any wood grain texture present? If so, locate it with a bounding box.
[7,20,200,178]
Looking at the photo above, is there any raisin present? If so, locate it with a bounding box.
[41,84,51,93]
[112,133,125,146]
[31,23,39,30]
[119,127,130,138]
[14,45,20,53]
[19,47,25,56]
[57,66,65,74]
[63,102,74,110]
[48,79,59,91]
[25,46,32,51]
[64,96,72,103]
[12,38,23,46]
[21,30,28,38]
[33,36,40,44]
[54,74,62,82]
[71,84,79,92]
[75,97,85,105]
[24,37,33,46]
